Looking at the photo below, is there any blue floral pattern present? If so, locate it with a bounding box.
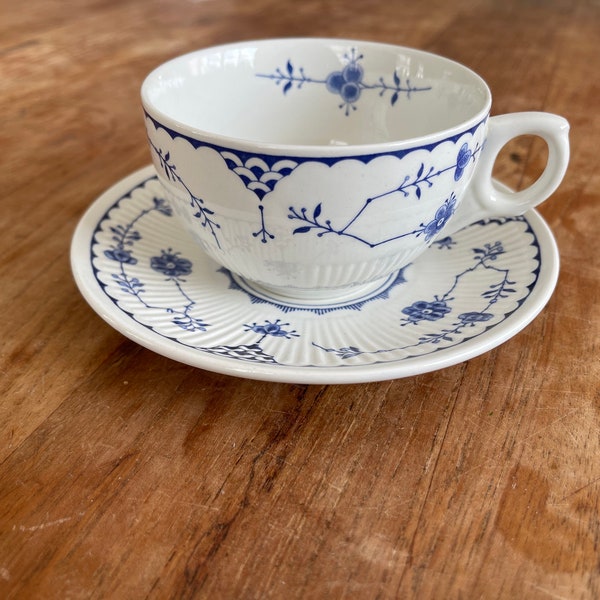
[287,138,480,247]
[99,191,211,333]
[151,249,193,279]
[149,141,222,248]
[104,197,171,266]
[244,320,299,342]
[432,236,456,250]
[454,143,473,181]
[289,193,458,248]
[401,300,452,324]
[87,172,548,375]
[105,247,137,265]
[315,240,521,358]
[422,195,457,242]
[458,312,494,325]
[399,241,513,327]
[145,114,484,247]
[256,49,433,115]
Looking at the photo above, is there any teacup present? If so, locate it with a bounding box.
[141,38,569,301]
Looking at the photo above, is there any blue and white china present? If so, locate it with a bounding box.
[141,39,569,300]
[71,167,560,384]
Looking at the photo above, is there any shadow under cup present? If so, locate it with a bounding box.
[141,39,564,303]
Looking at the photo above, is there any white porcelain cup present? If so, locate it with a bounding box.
[141,38,569,301]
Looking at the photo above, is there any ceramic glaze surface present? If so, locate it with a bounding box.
[141,39,569,298]
[145,113,486,293]
[142,39,490,145]
[70,167,560,384]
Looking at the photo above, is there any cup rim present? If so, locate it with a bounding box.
[141,37,492,156]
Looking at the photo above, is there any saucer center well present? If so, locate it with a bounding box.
[221,268,408,314]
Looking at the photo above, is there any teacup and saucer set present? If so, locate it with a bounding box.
[71,39,569,383]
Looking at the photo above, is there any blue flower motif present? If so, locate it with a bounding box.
[104,248,137,265]
[335,346,363,359]
[256,48,432,118]
[112,273,144,295]
[153,197,173,216]
[326,61,365,104]
[150,249,192,279]
[244,319,299,340]
[402,299,452,324]
[454,143,473,181]
[433,236,456,250]
[422,194,457,242]
[457,312,494,326]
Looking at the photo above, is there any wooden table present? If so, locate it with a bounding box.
[2,1,599,597]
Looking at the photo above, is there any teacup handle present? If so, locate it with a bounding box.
[445,112,570,235]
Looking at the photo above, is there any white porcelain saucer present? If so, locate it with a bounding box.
[71,166,559,384]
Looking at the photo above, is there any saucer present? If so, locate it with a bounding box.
[71,166,559,384]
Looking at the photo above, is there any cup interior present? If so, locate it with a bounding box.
[142,39,490,147]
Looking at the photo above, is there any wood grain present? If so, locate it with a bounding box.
[1,0,599,598]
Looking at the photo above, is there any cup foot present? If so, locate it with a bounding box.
[229,270,406,310]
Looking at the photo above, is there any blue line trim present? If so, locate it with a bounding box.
[143,111,488,167]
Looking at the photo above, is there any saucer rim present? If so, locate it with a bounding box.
[71,165,559,384]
